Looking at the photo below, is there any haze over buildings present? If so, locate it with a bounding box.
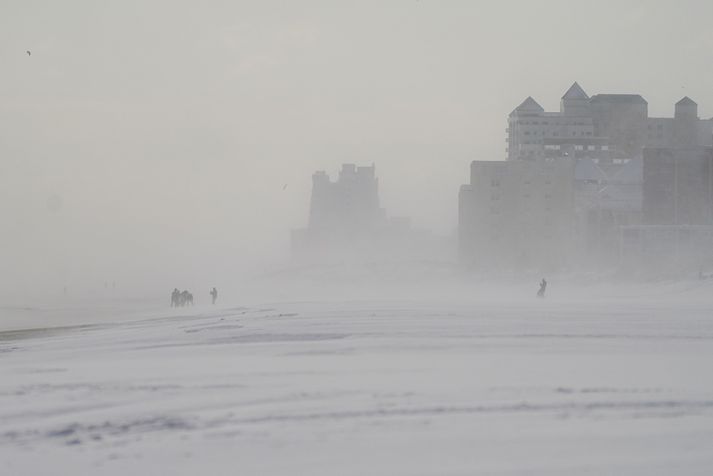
[3,1,713,298]
[460,82,713,273]
[292,164,443,264]
[506,83,713,161]
[5,4,713,475]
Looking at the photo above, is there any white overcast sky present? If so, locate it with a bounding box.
[2,0,712,296]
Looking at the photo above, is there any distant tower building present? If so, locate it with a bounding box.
[307,163,383,233]
[292,163,442,264]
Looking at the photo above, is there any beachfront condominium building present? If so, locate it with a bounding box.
[643,147,713,226]
[618,147,713,273]
[459,157,575,270]
[506,83,713,162]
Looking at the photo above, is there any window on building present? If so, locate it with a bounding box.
[588,145,596,151]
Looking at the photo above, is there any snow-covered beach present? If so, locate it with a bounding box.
[2,280,713,475]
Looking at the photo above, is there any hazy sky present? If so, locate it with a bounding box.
[2,0,713,297]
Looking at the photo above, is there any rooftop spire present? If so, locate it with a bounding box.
[676,96,697,106]
[562,82,589,100]
[513,96,544,113]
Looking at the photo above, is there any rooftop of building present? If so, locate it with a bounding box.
[676,96,697,106]
[511,96,544,115]
[562,82,589,100]
[589,94,648,105]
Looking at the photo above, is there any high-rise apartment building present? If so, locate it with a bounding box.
[506,83,712,161]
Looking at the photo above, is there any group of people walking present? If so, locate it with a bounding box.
[170,287,218,307]
[171,289,194,307]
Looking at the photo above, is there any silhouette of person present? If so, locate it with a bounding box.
[537,278,547,298]
[210,287,218,305]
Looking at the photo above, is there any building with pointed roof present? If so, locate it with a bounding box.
[560,81,590,117]
[511,96,544,115]
[562,81,589,100]
[676,96,697,106]
[506,82,713,161]
[462,83,713,270]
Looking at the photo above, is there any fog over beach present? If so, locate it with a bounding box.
[3,1,713,301]
[2,1,713,474]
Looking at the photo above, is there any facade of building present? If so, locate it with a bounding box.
[507,83,713,162]
[459,158,575,270]
[292,164,385,260]
[618,147,713,273]
[642,147,713,226]
[573,157,643,266]
[462,83,713,272]
[506,83,713,269]
[306,163,384,234]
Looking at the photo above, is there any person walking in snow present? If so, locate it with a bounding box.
[210,287,218,305]
[537,278,547,298]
